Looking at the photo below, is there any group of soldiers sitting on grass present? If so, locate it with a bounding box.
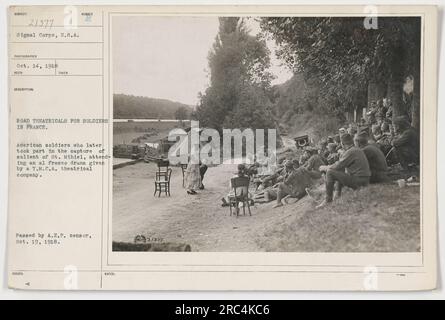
[224,105,420,210]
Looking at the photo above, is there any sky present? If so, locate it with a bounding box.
[113,16,293,106]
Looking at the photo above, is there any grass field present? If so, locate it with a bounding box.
[257,183,420,252]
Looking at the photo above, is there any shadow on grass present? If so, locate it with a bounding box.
[258,183,420,252]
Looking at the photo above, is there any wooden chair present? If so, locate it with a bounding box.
[155,159,170,185]
[154,168,172,197]
[180,164,188,188]
[157,159,170,175]
[229,176,252,217]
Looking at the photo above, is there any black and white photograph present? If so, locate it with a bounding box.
[111,15,421,253]
[2,1,442,296]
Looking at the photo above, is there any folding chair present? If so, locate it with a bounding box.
[229,176,252,217]
[154,168,172,197]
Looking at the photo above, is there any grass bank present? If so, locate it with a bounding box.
[257,183,420,252]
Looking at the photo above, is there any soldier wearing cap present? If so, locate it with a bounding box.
[221,164,249,206]
[303,147,325,175]
[258,160,298,205]
[272,165,321,209]
[354,132,389,183]
[391,116,419,170]
[326,143,339,165]
[318,140,330,162]
[317,133,371,208]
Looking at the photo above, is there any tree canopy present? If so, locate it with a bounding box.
[174,106,189,121]
[260,17,421,128]
[195,17,275,132]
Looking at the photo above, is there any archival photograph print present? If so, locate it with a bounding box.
[112,15,421,253]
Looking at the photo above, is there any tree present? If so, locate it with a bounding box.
[223,85,275,129]
[196,17,275,133]
[174,106,188,121]
[260,17,421,128]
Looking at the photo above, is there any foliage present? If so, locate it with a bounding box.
[174,106,188,121]
[223,85,275,129]
[260,17,421,119]
[196,17,275,132]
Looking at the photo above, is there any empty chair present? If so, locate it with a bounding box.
[229,176,252,217]
[154,168,172,197]
[157,159,170,174]
[155,159,170,183]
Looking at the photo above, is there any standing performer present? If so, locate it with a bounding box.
[185,137,201,195]
[185,160,201,195]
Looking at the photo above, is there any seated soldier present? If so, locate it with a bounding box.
[366,101,378,124]
[381,121,391,135]
[256,160,296,203]
[299,151,309,167]
[333,135,343,154]
[347,123,358,136]
[334,134,341,144]
[326,143,339,165]
[245,162,259,177]
[375,99,387,125]
[358,125,370,138]
[273,167,321,208]
[221,164,250,206]
[257,171,279,190]
[316,133,371,208]
[326,143,339,164]
[318,140,330,163]
[354,133,389,183]
[258,160,288,190]
[391,116,419,170]
[303,147,325,178]
[371,124,382,142]
[375,121,393,156]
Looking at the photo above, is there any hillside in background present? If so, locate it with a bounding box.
[113,94,193,119]
[271,74,344,141]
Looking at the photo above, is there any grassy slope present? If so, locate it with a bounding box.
[270,77,420,252]
[256,183,420,252]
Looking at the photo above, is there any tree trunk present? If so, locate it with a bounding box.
[367,80,386,106]
[411,73,420,130]
[387,42,406,121]
[411,32,421,130]
[387,79,404,119]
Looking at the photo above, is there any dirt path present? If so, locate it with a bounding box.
[112,161,292,252]
[112,156,421,253]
